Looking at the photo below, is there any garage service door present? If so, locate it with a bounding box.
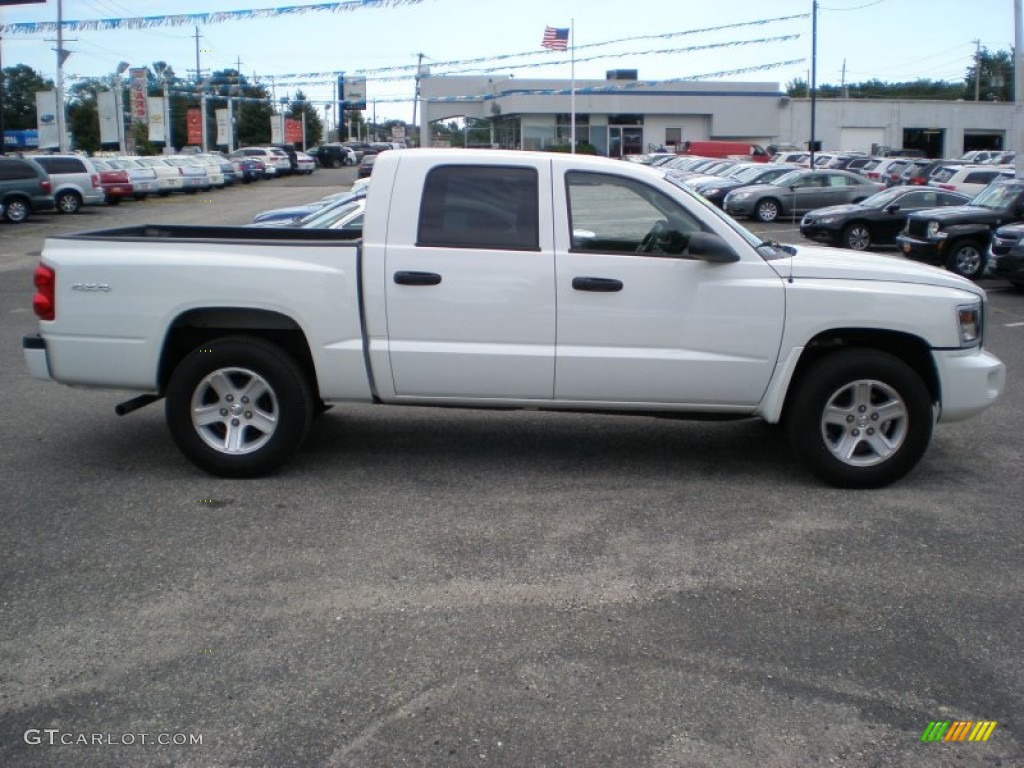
[840,127,886,154]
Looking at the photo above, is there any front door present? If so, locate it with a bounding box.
[552,167,786,407]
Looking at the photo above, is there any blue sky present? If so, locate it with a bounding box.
[0,0,1017,125]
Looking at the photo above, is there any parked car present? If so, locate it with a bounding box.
[723,169,881,222]
[101,157,160,198]
[771,151,809,165]
[265,147,293,177]
[189,155,225,188]
[163,156,210,192]
[0,155,54,222]
[231,147,280,178]
[233,156,266,183]
[295,197,365,233]
[310,143,357,168]
[689,164,799,208]
[89,158,135,204]
[826,154,873,173]
[898,158,954,187]
[28,153,105,213]
[799,186,970,250]
[928,164,1014,197]
[988,222,1024,288]
[295,151,316,174]
[357,152,377,178]
[861,157,911,185]
[897,178,1024,279]
[199,154,238,185]
[251,189,361,225]
[133,156,186,195]
[271,143,299,173]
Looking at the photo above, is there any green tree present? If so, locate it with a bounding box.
[66,78,107,152]
[966,47,1014,101]
[286,89,323,147]
[2,64,55,130]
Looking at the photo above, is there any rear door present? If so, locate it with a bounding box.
[382,156,556,400]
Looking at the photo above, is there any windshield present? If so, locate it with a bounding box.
[970,181,1024,209]
[770,170,804,187]
[857,187,907,209]
[298,191,366,227]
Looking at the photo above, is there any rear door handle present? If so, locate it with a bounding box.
[394,271,442,286]
[572,276,623,292]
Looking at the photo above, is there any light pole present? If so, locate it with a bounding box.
[113,60,129,153]
[159,64,175,152]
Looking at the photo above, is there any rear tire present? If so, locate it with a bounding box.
[786,349,933,488]
[57,191,82,214]
[165,336,315,478]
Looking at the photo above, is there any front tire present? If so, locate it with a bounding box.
[786,349,933,488]
[755,198,780,223]
[946,240,985,279]
[842,222,871,251]
[165,336,315,477]
[3,197,30,222]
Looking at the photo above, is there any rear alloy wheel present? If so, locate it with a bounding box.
[165,336,315,477]
[4,197,30,223]
[946,240,985,280]
[57,191,82,214]
[786,349,933,488]
[842,223,871,251]
[755,198,780,223]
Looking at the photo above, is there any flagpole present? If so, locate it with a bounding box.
[570,18,576,154]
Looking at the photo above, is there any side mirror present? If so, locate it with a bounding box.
[686,232,740,263]
[886,203,901,213]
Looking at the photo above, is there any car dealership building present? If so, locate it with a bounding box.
[418,72,1020,159]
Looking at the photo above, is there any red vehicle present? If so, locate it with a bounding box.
[90,158,135,205]
[678,140,771,163]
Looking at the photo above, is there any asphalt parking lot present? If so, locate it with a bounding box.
[1,168,1022,767]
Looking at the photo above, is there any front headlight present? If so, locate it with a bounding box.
[957,303,982,347]
[926,221,941,238]
[815,216,837,224]
[731,191,753,201]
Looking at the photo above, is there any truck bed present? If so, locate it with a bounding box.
[49,224,362,244]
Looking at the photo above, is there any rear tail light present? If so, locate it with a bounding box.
[33,265,56,321]
[91,173,100,188]
[938,184,956,191]
[40,179,52,193]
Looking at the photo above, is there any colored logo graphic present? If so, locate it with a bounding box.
[921,721,997,742]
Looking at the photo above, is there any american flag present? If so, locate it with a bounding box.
[541,26,569,51]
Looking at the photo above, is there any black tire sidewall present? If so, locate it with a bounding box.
[786,349,933,488]
[165,336,314,477]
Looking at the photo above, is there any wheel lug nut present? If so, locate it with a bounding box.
[231,418,240,426]
[867,428,875,435]
[846,415,855,423]
[241,396,249,404]
[245,411,252,419]
[226,395,234,402]
[858,405,867,413]
[220,408,228,416]
[852,429,860,436]
[871,413,879,421]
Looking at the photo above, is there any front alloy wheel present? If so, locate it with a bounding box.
[786,349,933,488]
[755,199,780,223]
[946,241,985,279]
[166,336,314,477]
[842,223,871,251]
[4,198,30,222]
[57,191,81,214]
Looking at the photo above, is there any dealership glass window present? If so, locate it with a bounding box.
[417,165,539,251]
[565,171,702,255]
[555,113,590,146]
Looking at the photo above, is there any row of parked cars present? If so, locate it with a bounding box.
[0,145,318,224]
[640,150,1023,286]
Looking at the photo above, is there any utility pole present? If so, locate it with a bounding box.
[974,38,982,101]
[411,51,424,145]
[48,0,76,151]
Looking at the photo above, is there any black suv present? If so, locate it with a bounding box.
[0,155,55,223]
[896,178,1024,279]
[310,143,356,168]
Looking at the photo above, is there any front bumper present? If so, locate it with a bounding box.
[22,334,53,381]
[990,251,1024,281]
[897,234,943,266]
[799,221,840,244]
[933,347,1005,423]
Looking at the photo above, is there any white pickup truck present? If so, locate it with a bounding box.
[23,149,1005,487]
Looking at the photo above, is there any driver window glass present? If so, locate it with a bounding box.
[566,171,701,255]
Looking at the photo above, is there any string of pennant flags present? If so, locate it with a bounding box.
[0,0,423,35]
[151,59,806,106]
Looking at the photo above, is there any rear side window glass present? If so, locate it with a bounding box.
[964,171,998,184]
[34,157,86,174]
[0,160,38,180]
[417,165,539,251]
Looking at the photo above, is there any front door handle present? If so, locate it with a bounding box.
[572,276,623,292]
[394,271,442,286]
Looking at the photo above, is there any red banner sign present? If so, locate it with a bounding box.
[284,118,302,144]
[187,108,202,146]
